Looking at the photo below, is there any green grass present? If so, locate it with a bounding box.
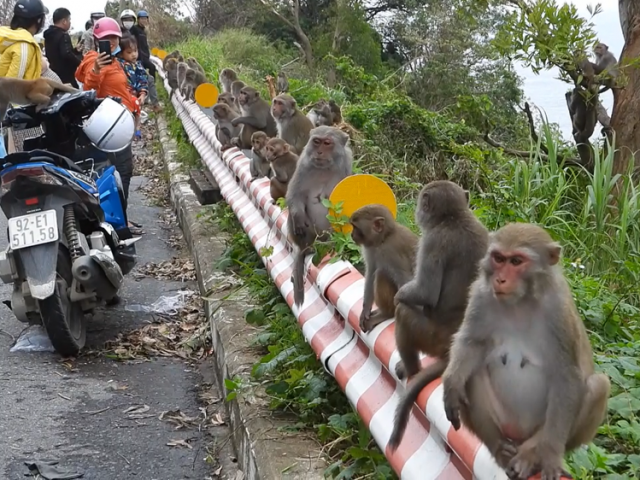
[160,29,640,479]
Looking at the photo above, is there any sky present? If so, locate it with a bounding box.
[42,0,108,33]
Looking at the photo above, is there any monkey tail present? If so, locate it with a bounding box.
[387,358,448,451]
[292,249,306,307]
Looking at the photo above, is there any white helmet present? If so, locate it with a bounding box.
[90,10,105,18]
[119,9,136,20]
[82,98,135,153]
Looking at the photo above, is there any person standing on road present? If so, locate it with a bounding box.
[75,17,144,235]
[81,10,105,56]
[0,0,48,158]
[43,8,82,87]
[0,0,47,80]
[129,10,160,113]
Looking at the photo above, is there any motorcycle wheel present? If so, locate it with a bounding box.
[38,247,86,356]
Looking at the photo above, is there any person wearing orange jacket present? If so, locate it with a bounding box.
[75,17,143,235]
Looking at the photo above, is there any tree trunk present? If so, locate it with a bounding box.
[295,27,314,69]
[610,1,640,175]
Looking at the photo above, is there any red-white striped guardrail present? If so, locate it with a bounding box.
[151,57,509,480]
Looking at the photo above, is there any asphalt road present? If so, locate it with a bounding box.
[0,175,233,479]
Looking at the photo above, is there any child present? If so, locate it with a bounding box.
[116,33,147,139]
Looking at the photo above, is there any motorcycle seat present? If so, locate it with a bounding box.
[2,149,84,174]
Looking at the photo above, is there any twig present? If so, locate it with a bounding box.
[117,452,131,465]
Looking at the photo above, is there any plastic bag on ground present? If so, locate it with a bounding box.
[10,325,55,353]
[125,290,196,316]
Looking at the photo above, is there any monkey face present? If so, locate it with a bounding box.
[212,104,230,120]
[308,135,337,167]
[239,88,258,106]
[251,133,267,151]
[271,96,290,119]
[264,140,288,161]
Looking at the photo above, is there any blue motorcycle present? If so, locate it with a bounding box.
[0,89,138,356]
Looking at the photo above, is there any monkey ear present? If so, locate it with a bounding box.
[336,130,349,146]
[373,217,385,233]
[548,242,562,266]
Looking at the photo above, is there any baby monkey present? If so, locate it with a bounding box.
[249,131,272,181]
[265,137,298,201]
[349,204,418,333]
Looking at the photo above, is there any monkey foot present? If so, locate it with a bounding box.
[395,362,407,380]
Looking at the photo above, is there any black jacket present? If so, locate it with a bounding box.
[129,24,155,76]
[43,25,82,87]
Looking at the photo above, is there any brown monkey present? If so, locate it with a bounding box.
[219,68,238,93]
[441,223,610,480]
[394,181,489,331]
[271,94,314,154]
[230,80,246,112]
[183,69,207,101]
[217,92,238,112]
[250,131,272,181]
[231,86,278,149]
[186,57,205,74]
[0,77,79,121]
[594,42,618,93]
[162,50,181,70]
[307,99,342,127]
[265,138,298,201]
[387,181,489,450]
[349,205,418,333]
[175,61,189,98]
[276,71,289,94]
[165,58,179,92]
[286,126,353,306]
[212,103,241,148]
[566,88,597,144]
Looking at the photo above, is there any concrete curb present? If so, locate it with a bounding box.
[154,115,326,480]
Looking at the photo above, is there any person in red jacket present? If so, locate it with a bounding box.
[75,17,143,235]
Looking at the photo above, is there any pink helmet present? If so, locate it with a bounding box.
[93,17,122,39]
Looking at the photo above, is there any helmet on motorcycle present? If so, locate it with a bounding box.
[13,0,48,18]
[82,98,135,153]
[119,9,137,20]
[93,17,122,39]
[137,10,149,18]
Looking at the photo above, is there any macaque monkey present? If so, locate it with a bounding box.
[231,86,278,150]
[286,126,353,306]
[566,88,597,144]
[594,42,618,93]
[165,58,179,92]
[0,77,79,121]
[276,71,289,94]
[230,80,246,112]
[387,181,489,450]
[162,50,181,70]
[265,137,298,201]
[219,68,238,93]
[250,131,272,181]
[441,223,610,480]
[212,103,241,149]
[176,61,189,97]
[271,94,314,154]
[183,69,207,102]
[349,204,418,333]
[217,92,238,113]
[186,57,205,74]
[307,99,342,127]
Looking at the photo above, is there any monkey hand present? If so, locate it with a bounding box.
[359,310,371,333]
[507,439,564,480]
[230,118,241,127]
[291,212,310,238]
[394,285,409,306]
[442,384,467,431]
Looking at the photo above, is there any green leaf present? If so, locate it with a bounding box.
[245,308,267,325]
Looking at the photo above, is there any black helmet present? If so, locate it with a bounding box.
[13,0,48,18]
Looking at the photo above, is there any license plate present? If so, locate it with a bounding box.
[8,210,59,250]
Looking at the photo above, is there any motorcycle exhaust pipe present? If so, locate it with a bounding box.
[71,255,118,300]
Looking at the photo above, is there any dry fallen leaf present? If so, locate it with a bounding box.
[211,413,225,426]
[166,439,193,449]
